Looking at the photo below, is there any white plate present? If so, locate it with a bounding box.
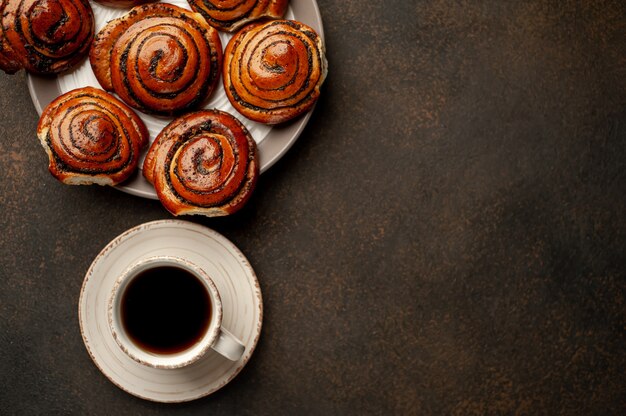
[78,220,263,402]
[27,0,324,200]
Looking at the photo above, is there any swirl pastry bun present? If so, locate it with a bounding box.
[223,20,327,124]
[0,0,94,74]
[187,0,288,32]
[37,87,149,186]
[89,3,222,115]
[143,110,258,217]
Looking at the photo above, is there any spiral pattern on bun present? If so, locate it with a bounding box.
[143,110,258,217]
[0,0,94,74]
[187,0,288,32]
[37,87,149,186]
[223,20,327,124]
[89,3,222,115]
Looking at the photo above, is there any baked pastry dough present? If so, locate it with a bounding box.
[37,87,149,186]
[223,20,327,124]
[0,0,94,74]
[90,3,222,115]
[187,0,288,32]
[143,110,258,216]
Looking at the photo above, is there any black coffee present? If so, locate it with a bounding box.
[121,265,211,355]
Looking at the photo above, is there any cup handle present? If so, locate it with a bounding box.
[211,328,245,361]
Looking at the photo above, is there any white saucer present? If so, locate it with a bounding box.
[78,220,263,402]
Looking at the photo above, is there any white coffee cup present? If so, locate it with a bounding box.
[108,256,245,368]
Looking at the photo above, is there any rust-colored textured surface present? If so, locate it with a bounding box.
[0,0,625,414]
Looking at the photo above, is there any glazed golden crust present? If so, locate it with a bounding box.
[0,0,94,74]
[223,20,327,124]
[89,3,222,115]
[37,87,149,186]
[187,0,288,32]
[143,110,258,217]
[0,13,21,74]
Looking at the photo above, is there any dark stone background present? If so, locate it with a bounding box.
[1,0,624,414]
